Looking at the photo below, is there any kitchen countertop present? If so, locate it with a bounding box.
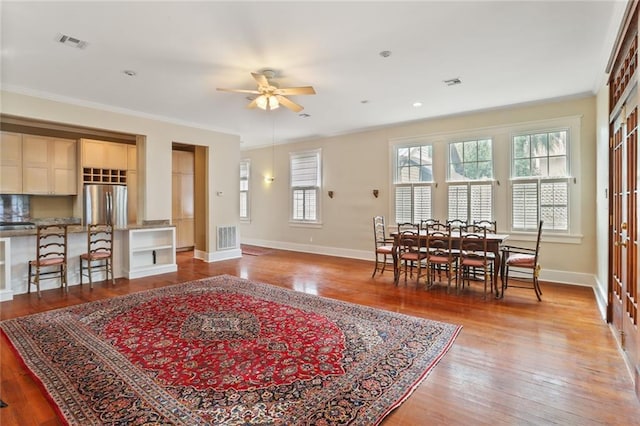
[0,223,175,238]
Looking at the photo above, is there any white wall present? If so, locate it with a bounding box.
[241,95,598,286]
[1,90,241,260]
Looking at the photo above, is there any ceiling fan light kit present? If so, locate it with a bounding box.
[218,70,316,113]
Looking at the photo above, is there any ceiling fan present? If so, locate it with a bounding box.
[217,70,316,112]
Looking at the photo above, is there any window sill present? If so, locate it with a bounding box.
[506,231,583,245]
[289,221,323,229]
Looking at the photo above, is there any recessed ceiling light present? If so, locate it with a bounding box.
[122,70,137,77]
[413,102,423,107]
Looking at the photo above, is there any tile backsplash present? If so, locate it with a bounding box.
[0,194,30,222]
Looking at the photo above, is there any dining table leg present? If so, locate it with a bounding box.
[392,238,400,285]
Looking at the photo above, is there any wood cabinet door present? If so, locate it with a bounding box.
[51,139,77,195]
[22,135,51,194]
[23,136,77,195]
[127,144,137,171]
[0,132,23,193]
[82,139,127,169]
[105,143,127,169]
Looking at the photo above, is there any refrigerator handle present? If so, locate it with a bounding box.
[106,193,112,225]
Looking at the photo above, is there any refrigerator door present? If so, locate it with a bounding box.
[110,185,128,228]
[84,185,128,228]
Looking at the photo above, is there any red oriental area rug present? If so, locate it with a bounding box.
[1,275,461,425]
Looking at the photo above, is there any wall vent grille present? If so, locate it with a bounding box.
[217,225,238,250]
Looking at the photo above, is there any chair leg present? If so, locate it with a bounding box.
[36,269,41,298]
[372,255,379,278]
[62,263,68,293]
[28,263,32,294]
[88,260,94,289]
[110,259,115,286]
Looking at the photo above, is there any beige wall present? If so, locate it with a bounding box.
[1,90,241,258]
[595,85,610,306]
[241,95,599,284]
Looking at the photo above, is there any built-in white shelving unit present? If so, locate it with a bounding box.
[124,227,177,279]
[0,238,12,301]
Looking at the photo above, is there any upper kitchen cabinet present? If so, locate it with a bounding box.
[0,131,23,194]
[81,139,128,170]
[22,135,77,195]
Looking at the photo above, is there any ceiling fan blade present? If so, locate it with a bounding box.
[251,72,270,87]
[217,88,260,94]
[246,98,258,109]
[276,95,304,112]
[275,86,316,96]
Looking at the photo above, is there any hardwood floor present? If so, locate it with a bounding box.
[1,248,639,425]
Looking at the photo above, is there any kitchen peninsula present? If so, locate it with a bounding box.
[0,223,177,301]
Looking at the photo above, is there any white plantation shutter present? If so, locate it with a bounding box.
[512,182,539,230]
[512,179,568,231]
[470,184,492,222]
[290,150,321,222]
[395,186,412,223]
[541,180,568,231]
[448,185,469,221]
[395,184,431,224]
[413,185,432,222]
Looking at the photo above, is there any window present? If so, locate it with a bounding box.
[447,139,493,222]
[394,144,433,223]
[511,130,569,231]
[290,149,321,222]
[239,160,250,220]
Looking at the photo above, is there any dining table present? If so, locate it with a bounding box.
[390,230,510,297]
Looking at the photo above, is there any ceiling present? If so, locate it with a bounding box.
[0,1,628,149]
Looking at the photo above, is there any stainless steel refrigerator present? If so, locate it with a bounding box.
[84,184,128,228]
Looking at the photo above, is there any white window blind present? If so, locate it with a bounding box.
[239,160,249,220]
[290,150,321,222]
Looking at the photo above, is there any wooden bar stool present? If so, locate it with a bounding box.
[28,224,68,298]
[80,224,115,288]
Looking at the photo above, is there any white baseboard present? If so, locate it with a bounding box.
[592,275,608,320]
[195,248,242,263]
[0,288,13,302]
[243,238,597,289]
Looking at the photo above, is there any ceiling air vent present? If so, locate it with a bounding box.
[56,34,88,49]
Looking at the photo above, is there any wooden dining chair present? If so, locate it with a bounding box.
[473,220,497,233]
[28,224,68,298]
[397,222,419,233]
[372,216,394,278]
[425,228,456,292]
[397,230,427,285]
[458,227,494,299]
[446,219,468,230]
[80,223,115,288]
[419,218,440,231]
[501,220,544,301]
